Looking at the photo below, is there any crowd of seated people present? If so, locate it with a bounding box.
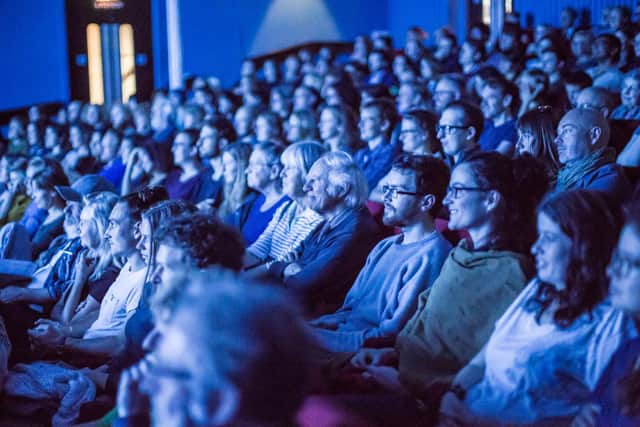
[0,4,639,426]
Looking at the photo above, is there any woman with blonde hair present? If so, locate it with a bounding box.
[48,191,121,326]
[218,142,254,219]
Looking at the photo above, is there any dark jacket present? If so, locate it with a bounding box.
[269,206,383,315]
[556,162,631,206]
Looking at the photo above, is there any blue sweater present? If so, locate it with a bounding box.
[310,231,452,352]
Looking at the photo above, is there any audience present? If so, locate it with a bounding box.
[245,141,325,271]
[348,154,547,410]
[1,9,640,425]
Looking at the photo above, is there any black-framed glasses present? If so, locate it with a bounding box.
[446,185,491,199]
[382,185,424,200]
[436,124,469,135]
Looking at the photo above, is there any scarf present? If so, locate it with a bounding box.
[556,147,617,192]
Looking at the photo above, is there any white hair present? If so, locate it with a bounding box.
[314,151,369,208]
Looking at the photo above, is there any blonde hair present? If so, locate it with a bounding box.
[82,192,119,280]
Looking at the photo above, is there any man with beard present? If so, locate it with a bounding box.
[307,155,452,353]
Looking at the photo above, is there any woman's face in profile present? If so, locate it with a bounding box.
[531,212,572,290]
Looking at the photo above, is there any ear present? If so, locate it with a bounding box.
[420,194,436,212]
[380,119,391,133]
[589,126,603,146]
[466,126,477,141]
[132,220,142,240]
[502,93,513,109]
[331,182,350,200]
[485,190,502,212]
[269,164,282,180]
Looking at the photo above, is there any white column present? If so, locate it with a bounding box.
[166,0,183,89]
[490,0,505,47]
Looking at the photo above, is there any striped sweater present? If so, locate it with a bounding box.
[248,202,323,263]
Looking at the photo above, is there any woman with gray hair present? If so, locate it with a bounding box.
[245,141,326,271]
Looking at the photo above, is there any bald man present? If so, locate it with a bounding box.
[555,108,630,204]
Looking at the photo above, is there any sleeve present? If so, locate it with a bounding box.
[88,266,121,303]
[247,202,288,260]
[282,229,353,295]
[125,283,145,316]
[584,308,637,391]
[586,167,630,195]
[374,252,444,340]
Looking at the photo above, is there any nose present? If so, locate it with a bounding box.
[436,127,445,139]
[303,181,312,193]
[554,135,562,146]
[442,191,453,206]
[530,238,542,256]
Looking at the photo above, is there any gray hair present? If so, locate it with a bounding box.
[280,140,327,176]
[314,151,369,208]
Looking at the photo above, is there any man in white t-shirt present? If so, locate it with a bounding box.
[33,200,147,359]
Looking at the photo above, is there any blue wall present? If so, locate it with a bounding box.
[0,0,69,111]
[388,0,452,48]
[178,0,389,87]
[0,0,466,110]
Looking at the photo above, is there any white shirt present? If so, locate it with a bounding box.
[465,280,637,423]
[83,261,146,339]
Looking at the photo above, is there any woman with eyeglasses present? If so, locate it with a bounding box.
[346,153,548,418]
[439,190,636,426]
[571,197,640,427]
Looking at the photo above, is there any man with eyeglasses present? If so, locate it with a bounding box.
[432,76,464,114]
[437,101,484,168]
[576,86,617,118]
[554,108,630,204]
[308,154,452,353]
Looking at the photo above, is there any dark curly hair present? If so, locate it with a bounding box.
[155,213,245,272]
[391,154,450,215]
[527,190,622,327]
[462,152,550,253]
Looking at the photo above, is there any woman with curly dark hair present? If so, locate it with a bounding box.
[440,190,637,426]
